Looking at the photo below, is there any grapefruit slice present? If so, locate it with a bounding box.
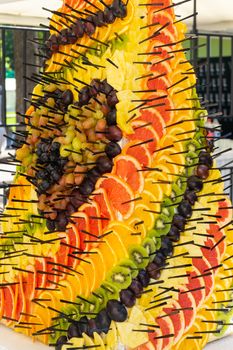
[71,212,90,251]
[2,284,15,323]
[113,155,144,193]
[201,239,220,270]
[80,202,102,245]
[148,327,163,350]
[140,92,174,124]
[192,256,214,299]
[138,110,165,138]
[162,300,185,346]
[35,258,47,290]
[206,224,226,258]
[216,198,232,226]
[177,288,196,332]
[56,237,70,269]
[128,121,159,154]
[123,141,152,168]
[91,188,115,230]
[156,313,175,350]
[147,75,170,91]
[151,12,178,38]
[15,279,26,323]
[0,286,4,318]
[96,174,135,219]
[186,269,205,309]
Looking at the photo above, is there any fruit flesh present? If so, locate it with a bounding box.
[1,1,233,350]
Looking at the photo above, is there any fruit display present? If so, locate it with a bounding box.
[1,0,233,350]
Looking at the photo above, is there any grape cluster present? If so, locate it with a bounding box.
[43,0,127,64]
[16,78,123,232]
[35,141,68,194]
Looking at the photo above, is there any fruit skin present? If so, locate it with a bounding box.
[106,300,128,322]
[3,0,233,348]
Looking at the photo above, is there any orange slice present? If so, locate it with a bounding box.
[133,203,155,231]
[96,174,135,219]
[108,222,141,249]
[113,154,144,193]
[144,178,164,203]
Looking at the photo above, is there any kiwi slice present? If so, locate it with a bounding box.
[101,281,120,300]
[194,110,207,128]
[216,308,233,337]
[49,315,69,343]
[92,288,108,310]
[129,245,149,269]
[106,265,131,289]
[194,131,206,147]
[63,304,80,321]
[79,294,100,318]
[154,214,171,236]
[176,176,187,193]
[184,139,200,154]
[161,197,174,218]
[185,151,197,177]
[143,237,157,262]
[170,183,183,205]
[120,259,138,279]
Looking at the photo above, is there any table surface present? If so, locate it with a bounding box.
[0,324,233,350]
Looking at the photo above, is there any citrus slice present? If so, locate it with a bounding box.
[108,221,141,249]
[96,174,135,219]
[91,188,115,229]
[152,11,178,38]
[141,91,174,124]
[3,284,16,324]
[206,224,226,258]
[123,141,152,168]
[138,110,165,138]
[156,313,175,350]
[177,288,196,332]
[144,177,165,202]
[192,256,214,299]
[79,202,102,247]
[128,121,159,154]
[147,75,170,91]
[186,269,206,309]
[113,154,144,193]
[148,327,163,350]
[162,300,185,346]
[132,203,155,232]
[71,212,90,251]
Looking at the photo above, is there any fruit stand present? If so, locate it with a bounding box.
[0,1,233,350]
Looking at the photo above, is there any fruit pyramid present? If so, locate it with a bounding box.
[1,0,233,349]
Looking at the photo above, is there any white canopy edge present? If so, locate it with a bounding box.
[0,14,48,27]
[0,0,232,33]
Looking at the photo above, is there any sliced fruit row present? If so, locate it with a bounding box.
[45,0,139,72]
[44,132,215,346]
[133,173,232,350]
[0,108,202,342]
